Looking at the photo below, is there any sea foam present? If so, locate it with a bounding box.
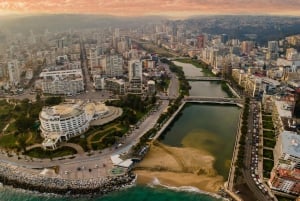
[148,177,225,200]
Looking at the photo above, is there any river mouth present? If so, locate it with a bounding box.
[135,103,240,193]
[135,61,240,193]
[160,103,240,179]
[134,142,224,193]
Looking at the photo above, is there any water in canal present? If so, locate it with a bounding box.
[161,61,241,179]
[172,61,228,97]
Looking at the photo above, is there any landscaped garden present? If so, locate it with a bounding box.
[261,112,276,179]
[263,159,274,178]
[263,138,276,148]
[263,149,274,160]
[263,130,275,139]
[262,120,275,130]
[0,95,155,158]
[0,97,54,152]
[24,147,77,159]
[69,122,129,152]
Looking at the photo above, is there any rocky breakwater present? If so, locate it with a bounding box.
[0,162,135,195]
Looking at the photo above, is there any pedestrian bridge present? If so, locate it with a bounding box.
[185,76,223,81]
[184,96,243,106]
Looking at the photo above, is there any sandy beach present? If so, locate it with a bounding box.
[134,142,224,193]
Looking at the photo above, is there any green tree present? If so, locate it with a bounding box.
[45,96,64,106]
[17,136,27,152]
[15,117,35,132]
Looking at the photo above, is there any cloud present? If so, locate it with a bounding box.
[1,0,300,16]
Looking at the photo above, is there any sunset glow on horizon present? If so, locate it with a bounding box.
[0,0,300,17]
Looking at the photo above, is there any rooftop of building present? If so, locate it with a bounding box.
[40,68,82,77]
[274,100,293,118]
[281,131,300,158]
[41,104,83,119]
[84,102,109,118]
[106,78,125,85]
[147,80,155,84]
[40,100,108,120]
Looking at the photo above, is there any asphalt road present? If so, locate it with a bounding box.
[0,59,177,179]
[241,100,275,201]
[80,39,94,92]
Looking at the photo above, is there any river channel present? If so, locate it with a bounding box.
[161,61,241,179]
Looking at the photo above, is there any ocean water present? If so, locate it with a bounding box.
[0,185,222,201]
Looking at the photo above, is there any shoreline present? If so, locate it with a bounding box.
[134,142,225,194]
[139,175,223,199]
[135,170,224,193]
[0,162,135,196]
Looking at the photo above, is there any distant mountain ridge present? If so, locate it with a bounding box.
[0,14,166,33]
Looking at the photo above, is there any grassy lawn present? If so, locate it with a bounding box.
[91,134,117,150]
[0,100,14,131]
[263,149,274,160]
[0,134,18,149]
[276,196,295,201]
[263,159,274,178]
[262,115,273,122]
[262,121,274,130]
[263,130,276,139]
[26,132,44,146]
[91,127,117,142]
[0,130,42,150]
[69,122,128,152]
[68,137,88,152]
[263,139,276,148]
[24,147,77,159]
[5,122,17,134]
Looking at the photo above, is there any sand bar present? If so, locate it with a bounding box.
[134,142,224,193]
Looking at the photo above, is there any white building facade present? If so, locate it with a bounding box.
[40,69,84,96]
[40,101,110,149]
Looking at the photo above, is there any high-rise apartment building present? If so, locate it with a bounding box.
[106,55,123,77]
[7,60,21,86]
[128,60,143,94]
[241,41,254,55]
[40,69,84,96]
[197,35,205,49]
[128,60,142,82]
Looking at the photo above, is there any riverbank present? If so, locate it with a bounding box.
[0,161,135,196]
[134,142,224,193]
[175,58,214,76]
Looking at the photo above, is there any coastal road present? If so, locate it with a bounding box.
[0,54,175,179]
[0,99,169,169]
[241,100,274,201]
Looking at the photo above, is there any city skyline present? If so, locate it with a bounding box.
[1,0,300,17]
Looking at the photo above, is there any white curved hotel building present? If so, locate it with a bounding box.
[40,101,109,149]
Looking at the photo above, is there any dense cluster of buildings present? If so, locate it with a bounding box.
[270,131,300,195]
[137,21,300,197]
[262,87,300,196]
[0,28,162,97]
[1,18,300,198]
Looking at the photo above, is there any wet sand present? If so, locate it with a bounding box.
[134,142,224,193]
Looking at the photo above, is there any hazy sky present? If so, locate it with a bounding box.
[0,0,300,17]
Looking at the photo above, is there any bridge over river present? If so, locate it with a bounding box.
[185,76,223,81]
[153,96,243,140]
[184,96,243,106]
